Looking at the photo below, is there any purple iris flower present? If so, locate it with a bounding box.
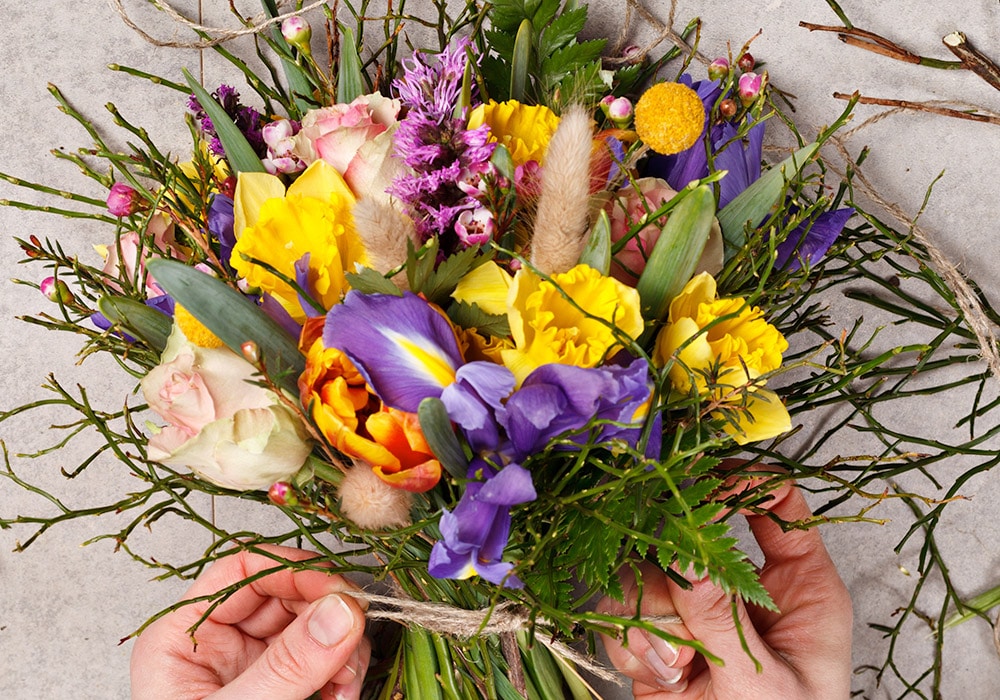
[322,291,464,413]
[440,362,516,452]
[428,460,537,587]
[775,206,855,271]
[207,194,236,270]
[500,357,658,461]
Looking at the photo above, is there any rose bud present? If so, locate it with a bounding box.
[268,481,299,507]
[40,276,74,304]
[281,16,312,54]
[106,182,141,217]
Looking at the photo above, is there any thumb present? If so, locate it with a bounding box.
[213,593,366,700]
[669,575,781,693]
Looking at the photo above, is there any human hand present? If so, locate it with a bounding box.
[131,544,369,700]
[597,481,852,699]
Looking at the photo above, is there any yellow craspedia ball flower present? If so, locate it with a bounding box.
[174,304,225,349]
[468,100,561,166]
[634,82,705,156]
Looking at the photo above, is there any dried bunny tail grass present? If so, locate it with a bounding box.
[352,198,418,290]
[530,105,594,275]
[338,461,413,530]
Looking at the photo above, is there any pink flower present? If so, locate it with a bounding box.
[738,72,763,105]
[292,94,403,200]
[605,177,679,285]
[455,207,494,246]
[97,214,178,296]
[106,182,141,217]
[141,328,312,490]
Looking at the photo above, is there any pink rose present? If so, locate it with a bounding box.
[98,213,179,296]
[604,177,724,285]
[605,177,679,285]
[293,94,403,200]
[141,328,312,490]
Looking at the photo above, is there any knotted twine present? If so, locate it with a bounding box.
[352,590,683,684]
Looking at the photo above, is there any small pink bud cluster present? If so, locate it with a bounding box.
[40,276,74,305]
[708,58,729,82]
[600,95,634,129]
[262,119,305,175]
[281,17,312,54]
[268,481,299,507]
[106,182,142,217]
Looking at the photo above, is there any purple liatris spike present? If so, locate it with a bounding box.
[389,39,495,249]
[188,85,266,158]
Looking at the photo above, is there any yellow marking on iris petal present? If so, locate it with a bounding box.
[393,332,458,388]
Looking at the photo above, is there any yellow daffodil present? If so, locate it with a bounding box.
[231,160,367,322]
[654,271,790,443]
[468,100,561,166]
[502,263,643,384]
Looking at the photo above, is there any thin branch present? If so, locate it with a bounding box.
[800,22,963,70]
[832,92,1000,125]
[943,32,1000,92]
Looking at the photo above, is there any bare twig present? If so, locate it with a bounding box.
[800,21,962,70]
[832,92,1000,125]
[943,32,1000,92]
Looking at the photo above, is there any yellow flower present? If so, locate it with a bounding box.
[468,100,561,166]
[654,272,790,444]
[174,303,225,349]
[502,264,644,383]
[634,82,705,156]
[231,160,367,322]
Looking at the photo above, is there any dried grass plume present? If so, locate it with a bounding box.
[530,105,594,275]
[353,198,418,290]
[338,461,413,529]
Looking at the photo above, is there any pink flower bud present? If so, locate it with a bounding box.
[106,182,140,217]
[620,45,642,64]
[40,276,74,304]
[708,58,730,82]
[268,481,299,507]
[738,72,763,105]
[281,17,312,53]
[241,341,260,364]
[262,119,297,149]
[606,96,633,128]
[738,52,755,72]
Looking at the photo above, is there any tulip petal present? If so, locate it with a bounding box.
[720,389,792,445]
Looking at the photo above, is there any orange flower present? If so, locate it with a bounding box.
[299,335,441,492]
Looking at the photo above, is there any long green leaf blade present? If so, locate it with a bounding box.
[97,296,172,353]
[182,69,265,174]
[511,19,534,102]
[717,142,819,257]
[337,25,365,104]
[578,209,611,274]
[418,397,468,479]
[635,184,716,323]
[260,0,314,116]
[146,259,304,392]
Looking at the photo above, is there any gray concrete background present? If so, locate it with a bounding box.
[2,0,1000,697]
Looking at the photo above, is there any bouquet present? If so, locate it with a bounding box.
[4,0,1000,696]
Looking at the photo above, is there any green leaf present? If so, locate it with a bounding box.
[635,185,716,323]
[97,296,172,353]
[491,144,516,182]
[540,7,588,56]
[944,583,1000,629]
[447,301,511,338]
[414,245,489,308]
[403,626,444,700]
[417,397,468,480]
[337,25,365,104]
[182,69,265,174]
[147,259,304,393]
[578,209,611,275]
[540,39,606,81]
[344,267,404,296]
[717,142,820,258]
[511,19,534,102]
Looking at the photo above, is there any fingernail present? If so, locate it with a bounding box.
[652,662,685,690]
[646,633,678,666]
[308,594,355,647]
[644,648,679,682]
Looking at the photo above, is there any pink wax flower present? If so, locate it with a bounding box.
[281,16,312,53]
[738,72,763,105]
[455,206,495,246]
[708,58,730,82]
[262,118,305,174]
[106,182,141,217]
[292,94,403,200]
[40,276,73,304]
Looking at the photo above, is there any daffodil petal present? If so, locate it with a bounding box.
[233,171,286,237]
[453,260,513,316]
[288,159,357,207]
[720,389,792,445]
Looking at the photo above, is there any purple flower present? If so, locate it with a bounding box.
[189,85,266,158]
[440,362,515,452]
[390,39,496,248]
[428,461,536,587]
[207,193,236,269]
[775,206,855,271]
[322,291,464,412]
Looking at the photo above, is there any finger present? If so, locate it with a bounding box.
[210,593,366,700]
[322,636,371,700]
[596,562,698,690]
[183,545,362,627]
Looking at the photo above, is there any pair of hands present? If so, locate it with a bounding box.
[130,482,851,699]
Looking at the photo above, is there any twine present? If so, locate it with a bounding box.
[353,590,682,684]
[107,0,332,49]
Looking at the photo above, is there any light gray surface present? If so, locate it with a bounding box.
[1,1,999,698]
